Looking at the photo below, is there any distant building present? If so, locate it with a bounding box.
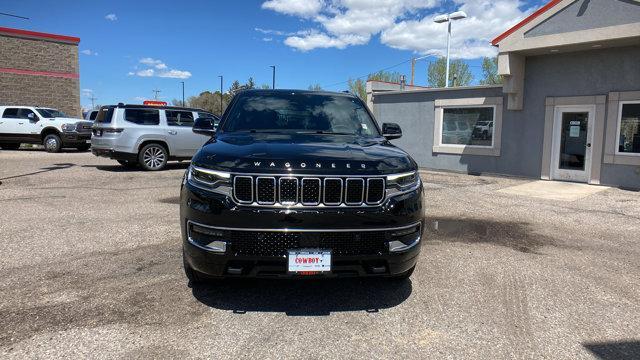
[372,0,640,189]
[0,27,81,117]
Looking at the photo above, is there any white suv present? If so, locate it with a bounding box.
[0,106,93,152]
[90,104,219,170]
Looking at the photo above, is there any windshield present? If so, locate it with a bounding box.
[222,92,380,137]
[37,108,67,118]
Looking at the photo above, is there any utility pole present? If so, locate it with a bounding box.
[88,95,97,109]
[270,65,276,89]
[218,75,223,116]
[181,81,185,107]
[152,88,161,100]
[410,55,432,85]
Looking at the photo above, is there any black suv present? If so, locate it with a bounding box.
[180,90,423,282]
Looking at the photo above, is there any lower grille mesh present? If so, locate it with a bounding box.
[227,230,389,256]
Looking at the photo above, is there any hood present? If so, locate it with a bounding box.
[191,133,416,175]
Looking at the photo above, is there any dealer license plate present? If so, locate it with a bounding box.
[288,249,331,273]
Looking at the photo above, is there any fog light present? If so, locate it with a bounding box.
[388,224,421,253]
[204,240,226,253]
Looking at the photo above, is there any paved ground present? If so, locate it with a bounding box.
[0,150,639,359]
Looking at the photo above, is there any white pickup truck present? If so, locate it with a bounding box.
[0,106,93,152]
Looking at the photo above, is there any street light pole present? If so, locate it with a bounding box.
[218,75,223,116]
[270,65,276,89]
[445,21,452,88]
[181,81,185,107]
[434,11,467,88]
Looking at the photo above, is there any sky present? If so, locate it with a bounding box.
[0,0,547,110]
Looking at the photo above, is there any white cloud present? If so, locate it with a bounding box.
[130,58,192,79]
[157,69,192,79]
[381,0,533,59]
[136,69,155,77]
[80,49,98,56]
[259,0,534,58]
[262,0,323,17]
[105,13,117,21]
[262,37,273,42]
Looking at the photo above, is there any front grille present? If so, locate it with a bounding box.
[228,230,388,256]
[233,176,253,203]
[231,174,385,207]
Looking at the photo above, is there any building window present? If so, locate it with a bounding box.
[441,107,494,147]
[617,101,640,155]
[433,97,502,156]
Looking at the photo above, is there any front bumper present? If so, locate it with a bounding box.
[180,181,424,278]
[61,132,92,145]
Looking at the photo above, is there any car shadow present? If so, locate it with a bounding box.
[11,148,89,153]
[82,162,190,172]
[192,277,413,316]
[0,163,76,182]
[583,340,640,360]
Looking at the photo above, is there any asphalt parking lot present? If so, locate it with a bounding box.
[1,150,639,359]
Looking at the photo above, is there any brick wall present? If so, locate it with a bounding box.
[0,35,81,117]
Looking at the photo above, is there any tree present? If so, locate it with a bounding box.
[229,80,242,94]
[427,57,473,87]
[480,56,502,85]
[348,78,366,100]
[186,90,232,117]
[246,77,255,89]
[260,83,271,89]
[308,84,323,91]
[348,70,403,100]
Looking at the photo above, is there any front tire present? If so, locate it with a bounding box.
[138,143,168,171]
[0,143,20,150]
[43,134,62,153]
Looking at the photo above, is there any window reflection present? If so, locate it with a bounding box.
[619,103,640,154]
[441,107,494,146]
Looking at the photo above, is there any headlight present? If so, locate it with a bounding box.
[61,123,77,132]
[186,165,232,195]
[386,171,421,197]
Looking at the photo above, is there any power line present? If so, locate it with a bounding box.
[0,12,29,20]
[321,56,485,89]
[321,58,413,89]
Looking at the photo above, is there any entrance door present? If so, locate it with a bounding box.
[550,106,594,183]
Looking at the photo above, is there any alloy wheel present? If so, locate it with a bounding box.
[142,146,166,170]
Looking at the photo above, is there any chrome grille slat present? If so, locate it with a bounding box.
[232,175,384,207]
[301,178,321,205]
[345,178,365,205]
[279,177,298,205]
[256,177,276,204]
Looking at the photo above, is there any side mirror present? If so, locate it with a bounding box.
[193,117,216,136]
[382,122,402,140]
[27,113,38,122]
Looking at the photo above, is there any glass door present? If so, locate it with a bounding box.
[551,106,594,183]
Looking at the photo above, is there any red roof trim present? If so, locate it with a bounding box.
[491,0,563,46]
[0,26,80,44]
[0,67,79,79]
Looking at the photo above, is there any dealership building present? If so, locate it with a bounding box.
[0,26,81,117]
[372,0,640,189]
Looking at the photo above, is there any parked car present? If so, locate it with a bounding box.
[0,106,92,152]
[90,103,219,170]
[180,89,424,283]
